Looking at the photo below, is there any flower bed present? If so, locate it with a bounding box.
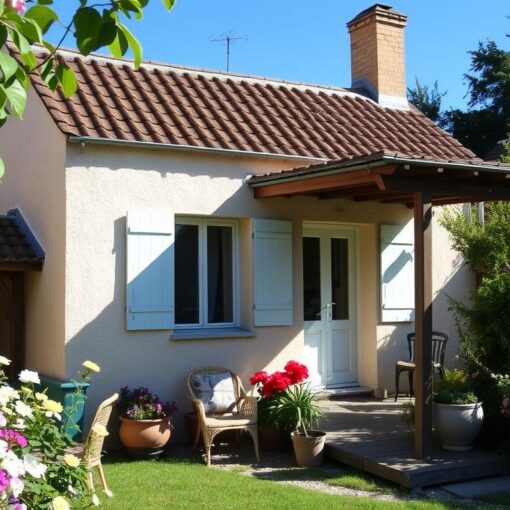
[0,356,100,509]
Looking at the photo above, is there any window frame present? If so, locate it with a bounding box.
[174,216,239,329]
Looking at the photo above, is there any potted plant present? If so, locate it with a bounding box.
[433,368,483,451]
[250,361,326,466]
[118,386,177,457]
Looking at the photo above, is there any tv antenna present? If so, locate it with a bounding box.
[210,31,248,72]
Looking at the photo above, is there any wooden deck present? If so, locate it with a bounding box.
[320,398,509,489]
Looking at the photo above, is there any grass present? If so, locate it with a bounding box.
[250,465,398,494]
[476,491,510,507]
[97,456,487,510]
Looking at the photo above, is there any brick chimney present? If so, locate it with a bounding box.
[347,4,408,109]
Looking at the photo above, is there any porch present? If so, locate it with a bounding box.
[320,398,509,489]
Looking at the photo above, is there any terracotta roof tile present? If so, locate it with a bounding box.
[28,48,479,163]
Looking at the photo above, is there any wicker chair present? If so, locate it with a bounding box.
[395,331,449,401]
[69,393,119,498]
[187,367,259,467]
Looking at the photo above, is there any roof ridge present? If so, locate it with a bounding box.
[31,45,370,101]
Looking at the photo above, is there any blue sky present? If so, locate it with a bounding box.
[49,1,509,110]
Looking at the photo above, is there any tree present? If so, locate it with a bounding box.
[442,40,510,157]
[407,78,446,125]
[0,0,175,178]
[440,203,510,446]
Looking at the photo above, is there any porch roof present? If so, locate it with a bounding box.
[0,209,44,271]
[249,151,510,205]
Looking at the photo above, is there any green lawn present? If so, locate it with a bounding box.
[97,457,487,510]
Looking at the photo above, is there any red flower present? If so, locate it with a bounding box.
[249,370,268,386]
[262,371,292,398]
[284,360,309,384]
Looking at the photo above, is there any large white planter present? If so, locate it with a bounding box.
[433,401,484,452]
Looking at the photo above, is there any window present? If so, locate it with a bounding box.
[174,218,237,327]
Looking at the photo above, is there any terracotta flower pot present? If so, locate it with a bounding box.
[119,416,172,457]
[291,430,326,467]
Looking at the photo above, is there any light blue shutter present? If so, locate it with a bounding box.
[380,223,415,323]
[126,210,174,330]
[252,219,293,326]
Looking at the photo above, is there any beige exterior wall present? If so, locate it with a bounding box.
[0,88,67,377]
[375,211,473,391]
[64,143,471,440]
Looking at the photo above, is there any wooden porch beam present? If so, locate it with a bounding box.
[383,177,510,199]
[253,166,396,198]
[414,192,433,460]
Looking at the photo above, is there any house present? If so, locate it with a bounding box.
[1,4,509,448]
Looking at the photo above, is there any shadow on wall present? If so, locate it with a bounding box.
[65,212,299,447]
[376,250,472,396]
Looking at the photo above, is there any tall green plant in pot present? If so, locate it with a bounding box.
[433,369,483,451]
[250,362,326,466]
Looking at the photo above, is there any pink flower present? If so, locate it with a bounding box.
[6,0,26,13]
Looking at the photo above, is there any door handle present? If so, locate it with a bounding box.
[316,303,336,320]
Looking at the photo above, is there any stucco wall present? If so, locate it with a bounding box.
[0,88,67,377]
[64,142,472,442]
[375,211,473,391]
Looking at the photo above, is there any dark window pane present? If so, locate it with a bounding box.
[207,226,233,323]
[303,237,321,321]
[175,224,199,324]
[331,238,349,320]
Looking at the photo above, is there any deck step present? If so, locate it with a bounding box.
[325,386,373,398]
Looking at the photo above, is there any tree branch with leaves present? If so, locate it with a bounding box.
[0,0,175,178]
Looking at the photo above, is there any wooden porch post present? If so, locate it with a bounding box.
[413,192,433,459]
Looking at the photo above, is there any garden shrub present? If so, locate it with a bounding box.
[440,202,510,447]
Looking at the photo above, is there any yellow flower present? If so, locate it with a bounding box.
[43,399,64,413]
[91,424,109,437]
[82,361,100,373]
[35,392,48,402]
[51,496,70,510]
[63,454,80,468]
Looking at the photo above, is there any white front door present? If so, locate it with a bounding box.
[303,226,357,388]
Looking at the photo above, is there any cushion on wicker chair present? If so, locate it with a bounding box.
[190,371,237,413]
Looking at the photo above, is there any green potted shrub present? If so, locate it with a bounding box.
[433,368,483,451]
[250,361,326,466]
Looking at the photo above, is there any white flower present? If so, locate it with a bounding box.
[68,484,77,496]
[0,411,6,427]
[51,496,70,510]
[13,418,26,429]
[18,369,40,385]
[24,453,47,478]
[15,400,33,419]
[0,385,19,405]
[10,476,24,497]
[0,356,11,366]
[2,449,25,477]
[91,493,100,506]
[0,439,9,458]
[91,424,109,437]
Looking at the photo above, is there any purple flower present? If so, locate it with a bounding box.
[0,469,10,492]
[0,429,28,448]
